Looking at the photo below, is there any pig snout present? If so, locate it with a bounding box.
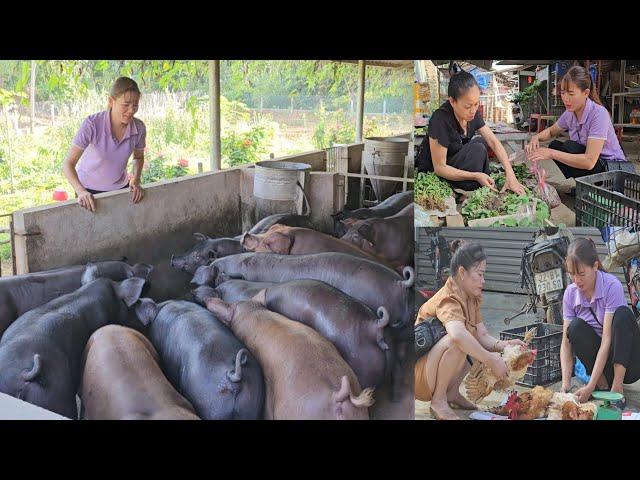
[170,254,191,273]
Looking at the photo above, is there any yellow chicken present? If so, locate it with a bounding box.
[465,327,537,404]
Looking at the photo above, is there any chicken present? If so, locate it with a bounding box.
[465,327,538,404]
[547,392,597,420]
[488,386,554,420]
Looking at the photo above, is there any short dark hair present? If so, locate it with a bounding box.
[450,239,487,275]
[448,71,479,100]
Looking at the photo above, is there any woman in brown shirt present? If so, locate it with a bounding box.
[415,241,527,420]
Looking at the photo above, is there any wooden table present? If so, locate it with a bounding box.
[490,128,530,153]
[528,114,558,134]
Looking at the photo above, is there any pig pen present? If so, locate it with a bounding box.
[10,152,413,420]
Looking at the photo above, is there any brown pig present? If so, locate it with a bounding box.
[205,298,374,420]
[79,325,200,420]
[241,224,394,269]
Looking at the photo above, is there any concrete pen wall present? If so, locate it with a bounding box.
[12,155,343,301]
[13,168,242,301]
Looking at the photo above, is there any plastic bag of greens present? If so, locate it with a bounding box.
[533,166,561,208]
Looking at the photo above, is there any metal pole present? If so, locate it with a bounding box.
[209,60,221,171]
[546,65,550,115]
[355,60,366,142]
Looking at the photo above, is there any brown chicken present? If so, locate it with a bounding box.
[559,402,595,420]
[465,328,538,404]
[488,386,554,420]
[545,392,597,420]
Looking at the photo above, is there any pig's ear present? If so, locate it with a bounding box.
[240,232,260,251]
[357,224,375,246]
[263,232,293,254]
[205,297,232,325]
[81,262,99,285]
[190,285,219,306]
[193,232,207,242]
[191,265,217,286]
[114,277,148,308]
[135,297,159,326]
[131,263,154,280]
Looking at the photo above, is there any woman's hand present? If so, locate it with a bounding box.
[525,135,540,154]
[574,385,594,403]
[487,353,508,380]
[502,175,526,195]
[130,180,144,204]
[474,172,497,191]
[560,383,572,394]
[77,190,96,213]
[527,147,554,162]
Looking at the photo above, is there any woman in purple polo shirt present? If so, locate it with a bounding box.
[561,238,640,405]
[526,66,634,182]
[62,77,146,212]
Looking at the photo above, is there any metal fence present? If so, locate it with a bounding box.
[232,94,412,115]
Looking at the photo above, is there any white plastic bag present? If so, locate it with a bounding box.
[530,161,561,208]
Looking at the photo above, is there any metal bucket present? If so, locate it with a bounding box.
[254,161,311,221]
[363,136,409,202]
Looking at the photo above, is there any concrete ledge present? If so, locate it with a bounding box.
[262,150,327,172]
[0,392,69,420]
[13,169,242,300]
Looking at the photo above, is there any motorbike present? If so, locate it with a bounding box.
[505,226,572,325]
[418,227,451,301]
[511,99,524,128]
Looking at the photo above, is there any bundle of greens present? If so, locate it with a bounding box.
[461,186,551,227]
[460,187,504,219]
[490,200,551,227]
[489,162,534,191]
[414,172,453,211]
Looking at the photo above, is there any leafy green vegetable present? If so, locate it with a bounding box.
[489,162,534,191]
[536,200,550,223]
[414,172,453,211]
[463,185,551,227]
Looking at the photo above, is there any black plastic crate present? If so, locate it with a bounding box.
[575,171,640,229]
[500,322,563,387]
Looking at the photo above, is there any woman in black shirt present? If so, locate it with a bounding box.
[416,71,526,194]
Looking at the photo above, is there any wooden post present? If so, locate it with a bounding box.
[209,60,221,171]
[355,60,366,142]
[30,60,36,134]
[10,219,16,276]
